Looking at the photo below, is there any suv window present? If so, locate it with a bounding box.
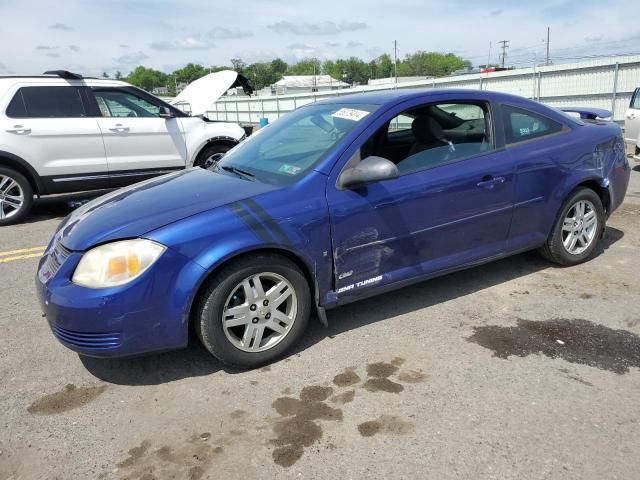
[93,89,161,117]
[503,104,564,144]
[6,86,86,118]
[631,88,640,110]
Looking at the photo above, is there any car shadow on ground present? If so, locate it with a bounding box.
[80,227,624,386]
[22,190,112,224]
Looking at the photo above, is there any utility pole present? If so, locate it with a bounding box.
[499,40,509,68]
[487,41,492,68]
[393,40,398,85]
[545,27,550,66]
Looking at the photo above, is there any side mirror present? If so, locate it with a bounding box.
[203,152,225,169]
[338,156,399,189]
[159,106,175,118]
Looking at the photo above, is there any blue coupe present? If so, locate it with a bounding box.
[36,89,630,367]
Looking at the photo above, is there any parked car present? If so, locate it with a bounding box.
[625,87,640,162]
[37,89,630,368]
[0,70,252,225]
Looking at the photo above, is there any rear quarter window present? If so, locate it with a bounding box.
[502,104,564,145]
[6,86,86,118]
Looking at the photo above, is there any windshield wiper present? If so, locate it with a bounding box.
[220,165,256,181]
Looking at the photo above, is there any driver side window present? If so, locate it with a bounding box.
[361,101,494,175]
[93,89,161,118]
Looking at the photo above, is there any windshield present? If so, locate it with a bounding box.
[216,103,379,185]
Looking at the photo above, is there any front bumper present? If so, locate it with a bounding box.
[35,241,206,358]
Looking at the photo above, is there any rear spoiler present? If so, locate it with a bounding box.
[560,107,612,120]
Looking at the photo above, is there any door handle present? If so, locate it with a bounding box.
[477,176,505,189]
[109,124,129,132]
[5,125,31,134]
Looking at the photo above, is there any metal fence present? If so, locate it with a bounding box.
[205,55,640,125]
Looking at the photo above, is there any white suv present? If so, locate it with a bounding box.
[0,70,250,225]
[625,87,640,162]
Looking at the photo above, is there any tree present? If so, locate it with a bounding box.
[126,66,167,92]
[114,71,122,80]
[173,63,208,84]
[101,71,108,79]
[286,58,321,76]
[230,58,247,72]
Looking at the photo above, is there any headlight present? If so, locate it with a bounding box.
[72,239,166,288]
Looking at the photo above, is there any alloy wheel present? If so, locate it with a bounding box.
[222,272,298,352]
[561,199,598,255]
[0,174,24,220]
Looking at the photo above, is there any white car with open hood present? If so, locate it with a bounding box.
[0,70,252,225]
[625,87,640,162]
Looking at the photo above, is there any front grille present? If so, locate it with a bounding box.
[44,241,71,277]
[52,326,122,350]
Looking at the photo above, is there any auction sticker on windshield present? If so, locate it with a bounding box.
[331,108,370,121]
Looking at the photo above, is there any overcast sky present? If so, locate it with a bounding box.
[1,0,639,76]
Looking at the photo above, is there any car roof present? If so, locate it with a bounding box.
[0,75,131,89]
[313,88,528,107]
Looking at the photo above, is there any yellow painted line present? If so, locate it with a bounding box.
[0,246,47,257]
[0,252,44,263]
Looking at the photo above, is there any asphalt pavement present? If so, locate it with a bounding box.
[1,166,639,480]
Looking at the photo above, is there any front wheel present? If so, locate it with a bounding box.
[0,167,33,226]
[194,254,311,368]
[193,143,232,168]
[539,187,604,265]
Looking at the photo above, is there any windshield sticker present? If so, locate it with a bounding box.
[331,108,370,122]
[279,164,302,176]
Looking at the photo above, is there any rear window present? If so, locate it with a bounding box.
[6,86,86,118]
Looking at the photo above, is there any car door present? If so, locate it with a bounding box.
[0,84,108,193]
[326,98,515,302]
[624,88,640,148]
[91,87,187,186]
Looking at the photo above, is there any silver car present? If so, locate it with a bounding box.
[625,87,640,162]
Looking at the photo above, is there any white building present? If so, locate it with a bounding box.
[271,75,349,95]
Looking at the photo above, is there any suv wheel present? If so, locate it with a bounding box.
[194,253,311,368]
[194,143,232,168]
[0,167,33,226]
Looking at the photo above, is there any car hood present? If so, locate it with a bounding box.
[57,168,275,251]
[170,70,254,116]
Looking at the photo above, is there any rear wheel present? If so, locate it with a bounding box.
[193,143,232,168]
[194,253,311,368]
[0,167,33,226]
[539,187,604,265]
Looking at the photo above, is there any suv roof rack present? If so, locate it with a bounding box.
[43,70,84,79]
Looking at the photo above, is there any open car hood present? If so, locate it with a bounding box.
[170,70,253,116]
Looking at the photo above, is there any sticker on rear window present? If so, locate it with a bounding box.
[279,164,302,175]
[331,108,370,122]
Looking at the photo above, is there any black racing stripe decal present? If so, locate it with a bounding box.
[241,198,291,246]
[229,202,273,243]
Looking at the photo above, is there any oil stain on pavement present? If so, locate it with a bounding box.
[27,384,107,415]
[468,318,640,374]
[111,435,223,480]
[270,359,426,467]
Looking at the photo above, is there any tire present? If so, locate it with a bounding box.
[539,187,604,266]
[0,167,33,226]
[193,143,232,168]
[193,253,311,368]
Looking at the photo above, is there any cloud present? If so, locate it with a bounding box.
[35,45,58,51]
[584,34,603,43]
[68,45,80,52]
[150,36,215,50]
[209,27,253,39]
[119,44,129,49]
[347,41,363,48]
[490,9,503,16]
[115,51,149,64]
[325,42,342,47]
[287,42,316,50]
[46,53,61,58]
[267,20,367,36]
[49,23,72,30]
